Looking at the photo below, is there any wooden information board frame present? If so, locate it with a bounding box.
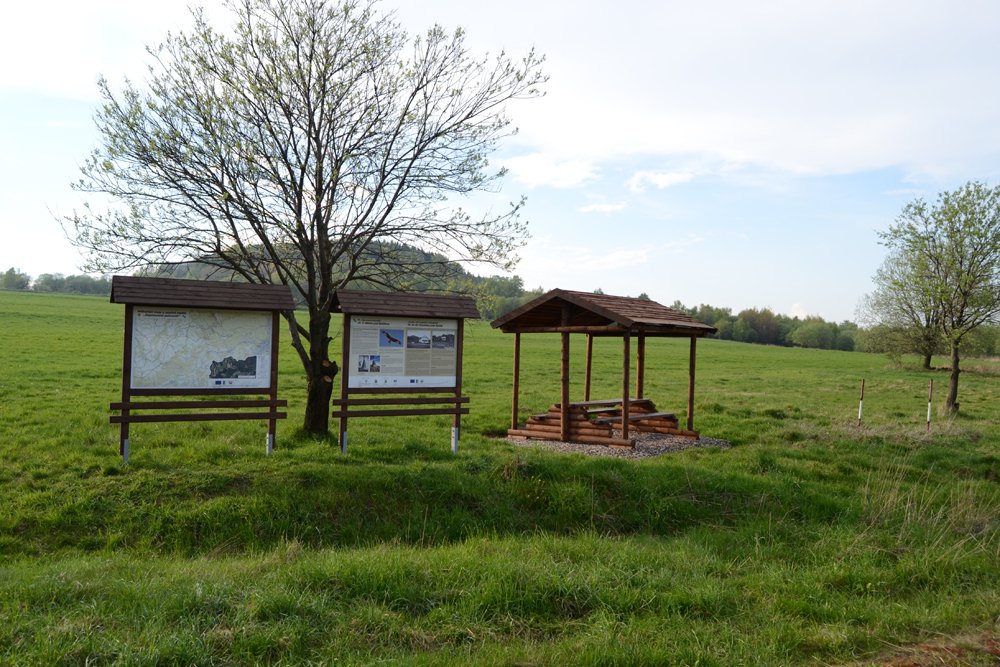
[109,276,295,463]
[332,289,479,454]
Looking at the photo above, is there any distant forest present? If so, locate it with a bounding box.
[1,267,110,295]
[6,258,996,356]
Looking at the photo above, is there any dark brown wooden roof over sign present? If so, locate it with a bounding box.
[491,288,717,337]
[110,276,295,311]
[334,289,480,319]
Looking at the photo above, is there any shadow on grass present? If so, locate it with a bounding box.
[2,430,860,558]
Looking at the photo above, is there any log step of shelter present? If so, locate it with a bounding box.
[512,404,634,448]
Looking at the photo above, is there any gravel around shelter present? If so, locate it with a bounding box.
[505,430,731,459]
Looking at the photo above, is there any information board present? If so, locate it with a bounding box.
[347,315,458,389]
[130,306,273,390]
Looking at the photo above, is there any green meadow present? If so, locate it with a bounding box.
[1,289,998,665]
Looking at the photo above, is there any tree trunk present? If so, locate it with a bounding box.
[301,309,336,434]
[303,373,335,434]
[946,342,960,415]
[922,353,932,370]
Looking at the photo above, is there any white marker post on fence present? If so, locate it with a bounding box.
[857,378,865,427]
[926,379,933,432]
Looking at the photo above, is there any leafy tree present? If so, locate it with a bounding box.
[878,181,1000,414]
[62,274,112,295]
[692,304,731,329]
[1,267,31,290]
[777,314,800,347]
[961,324,1000,357]
[67,0,546,434]
[479,275,525,299]
[833,321,858,352]
[737,307,780,345]
[713,318,733,340]
[731,317,758,343]
[854,324,899,357]
[789,319,834,349]
[32,273,66,292]
[859,250,943,369]
[472,275,545,320]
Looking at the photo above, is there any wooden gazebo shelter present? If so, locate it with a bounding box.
[491,289,717,447]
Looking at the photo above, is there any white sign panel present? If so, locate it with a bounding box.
[348,316,457,389]
[130,306,273,389]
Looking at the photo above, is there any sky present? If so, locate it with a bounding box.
[3,1,1000,323]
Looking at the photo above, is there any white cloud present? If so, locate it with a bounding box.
[578,202,625,214]
[663,235,706,253]
[789,303,809,319]
[501,153,597,189]
[521,240,649,272]
[0,0,231,101]
[882,188,928,198]
[15,0,1000,183]
[514,236,707,292]
[626,170,695,193]
[473,0,1000,184]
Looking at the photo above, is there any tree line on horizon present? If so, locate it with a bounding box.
[1,268,111,295]
[8,260,999,358]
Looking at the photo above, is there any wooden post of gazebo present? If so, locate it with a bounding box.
[511,333,521,430]
[636,332,646,399]
[622,331,631,441]
[584,334,594,402]
[560,304,571,442]
[687,336,697,432]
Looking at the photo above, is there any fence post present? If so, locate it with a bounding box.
[926,379,933,432]
[857,378,865,427]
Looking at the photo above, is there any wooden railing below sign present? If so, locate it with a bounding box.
[111,399,287,423]
[109,396,287,462]
[332,395,469,418]
[332,390,469,454]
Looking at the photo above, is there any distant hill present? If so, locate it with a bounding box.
[141,241,542,320]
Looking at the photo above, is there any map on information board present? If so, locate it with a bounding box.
[130,306,272,389]
[348,316,457,389]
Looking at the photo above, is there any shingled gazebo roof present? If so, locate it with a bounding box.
[491,289,716,337]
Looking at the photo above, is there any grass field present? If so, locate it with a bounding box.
[1,289,998,665]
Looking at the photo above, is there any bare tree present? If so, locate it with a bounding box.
[68,0,546,434]
[877,181,1000,414]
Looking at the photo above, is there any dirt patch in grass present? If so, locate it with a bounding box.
[502,430,731,459]
[837,632,1000,667]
